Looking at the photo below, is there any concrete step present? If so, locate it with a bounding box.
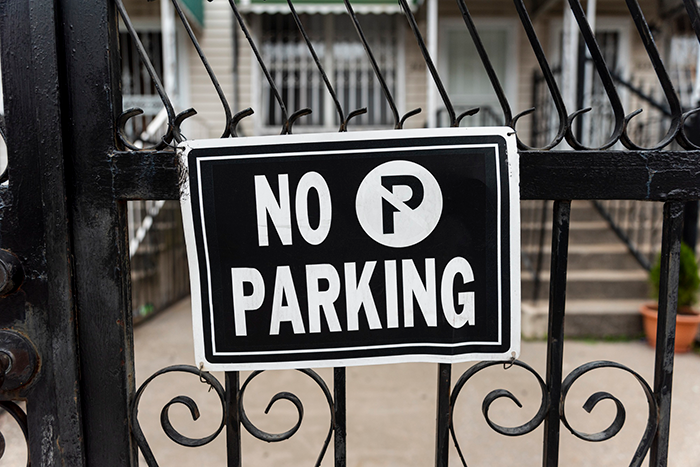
[521,220,623,245]
[521,269,649,301]
[521,298,644,338]
[519,199,655,339]
[520,200,606,222]
[522,243,643,270]
[521,200,662,221]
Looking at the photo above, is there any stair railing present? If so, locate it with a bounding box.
[593,68,696,269]
[528,64,697,286]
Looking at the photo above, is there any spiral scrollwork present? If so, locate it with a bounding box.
[238,369,335,467]
[130,365,227,467]
[560,361,658,467]
[0,401,29,467]
[449,360,549,467]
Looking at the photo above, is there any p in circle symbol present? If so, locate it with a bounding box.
[355,160,443,248]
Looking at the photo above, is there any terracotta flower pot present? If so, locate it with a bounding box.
[639,303,700,353]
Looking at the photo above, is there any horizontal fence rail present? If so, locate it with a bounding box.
[90,0,700,466]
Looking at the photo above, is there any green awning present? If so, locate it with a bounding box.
[181,0,205,27]
[236,0,420,14]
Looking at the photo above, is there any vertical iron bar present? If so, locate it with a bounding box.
[649,201,684,467]
[435,363,451,467]
[57,0,137,464]
[542,200,572,467]
[226,371,243,467]
[334,367,347,467]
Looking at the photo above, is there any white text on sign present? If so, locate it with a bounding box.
[231,257,476,336]
[242,168,475,337]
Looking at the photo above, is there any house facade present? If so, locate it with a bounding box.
[120,0,698,142]
[118,0,698,335]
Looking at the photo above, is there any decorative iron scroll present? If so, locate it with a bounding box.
[285,0,367,131]
[239,369,335,467]
[131,365,227,466]
[115,0,196,150]
[448,359,660,467]
[342,0,421,129]
[131,365,336,467]
[560,361,658,467]
[449,360,549,467]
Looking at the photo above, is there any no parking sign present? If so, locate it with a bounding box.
[181,128,520,370]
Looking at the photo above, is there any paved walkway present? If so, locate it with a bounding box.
[130,297,700,466]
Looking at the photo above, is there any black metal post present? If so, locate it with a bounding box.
[542,200,571,467]
[435,363,452,467]
[226,371,243,467]
[649,201,684,467]
[56,0,137,464]
[334,367,347,467]
[0,1,85,464]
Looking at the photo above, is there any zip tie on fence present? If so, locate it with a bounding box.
[503,352,517,370]
[198,363,214,392]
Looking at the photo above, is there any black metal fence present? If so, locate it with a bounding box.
[115,0,700,464]
[2,0,700,465]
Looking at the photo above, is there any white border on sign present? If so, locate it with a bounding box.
[180,127,520,371]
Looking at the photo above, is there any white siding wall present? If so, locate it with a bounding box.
[236,18,255,136]
[404,17,430,129]
[187,1,236,139]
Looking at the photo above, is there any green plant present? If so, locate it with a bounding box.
[649,242,700,310]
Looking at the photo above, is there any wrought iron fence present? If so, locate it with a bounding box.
[110,0,700,465]
[3,0,700,464]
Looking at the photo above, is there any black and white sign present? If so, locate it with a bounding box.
[180,128,520,371]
